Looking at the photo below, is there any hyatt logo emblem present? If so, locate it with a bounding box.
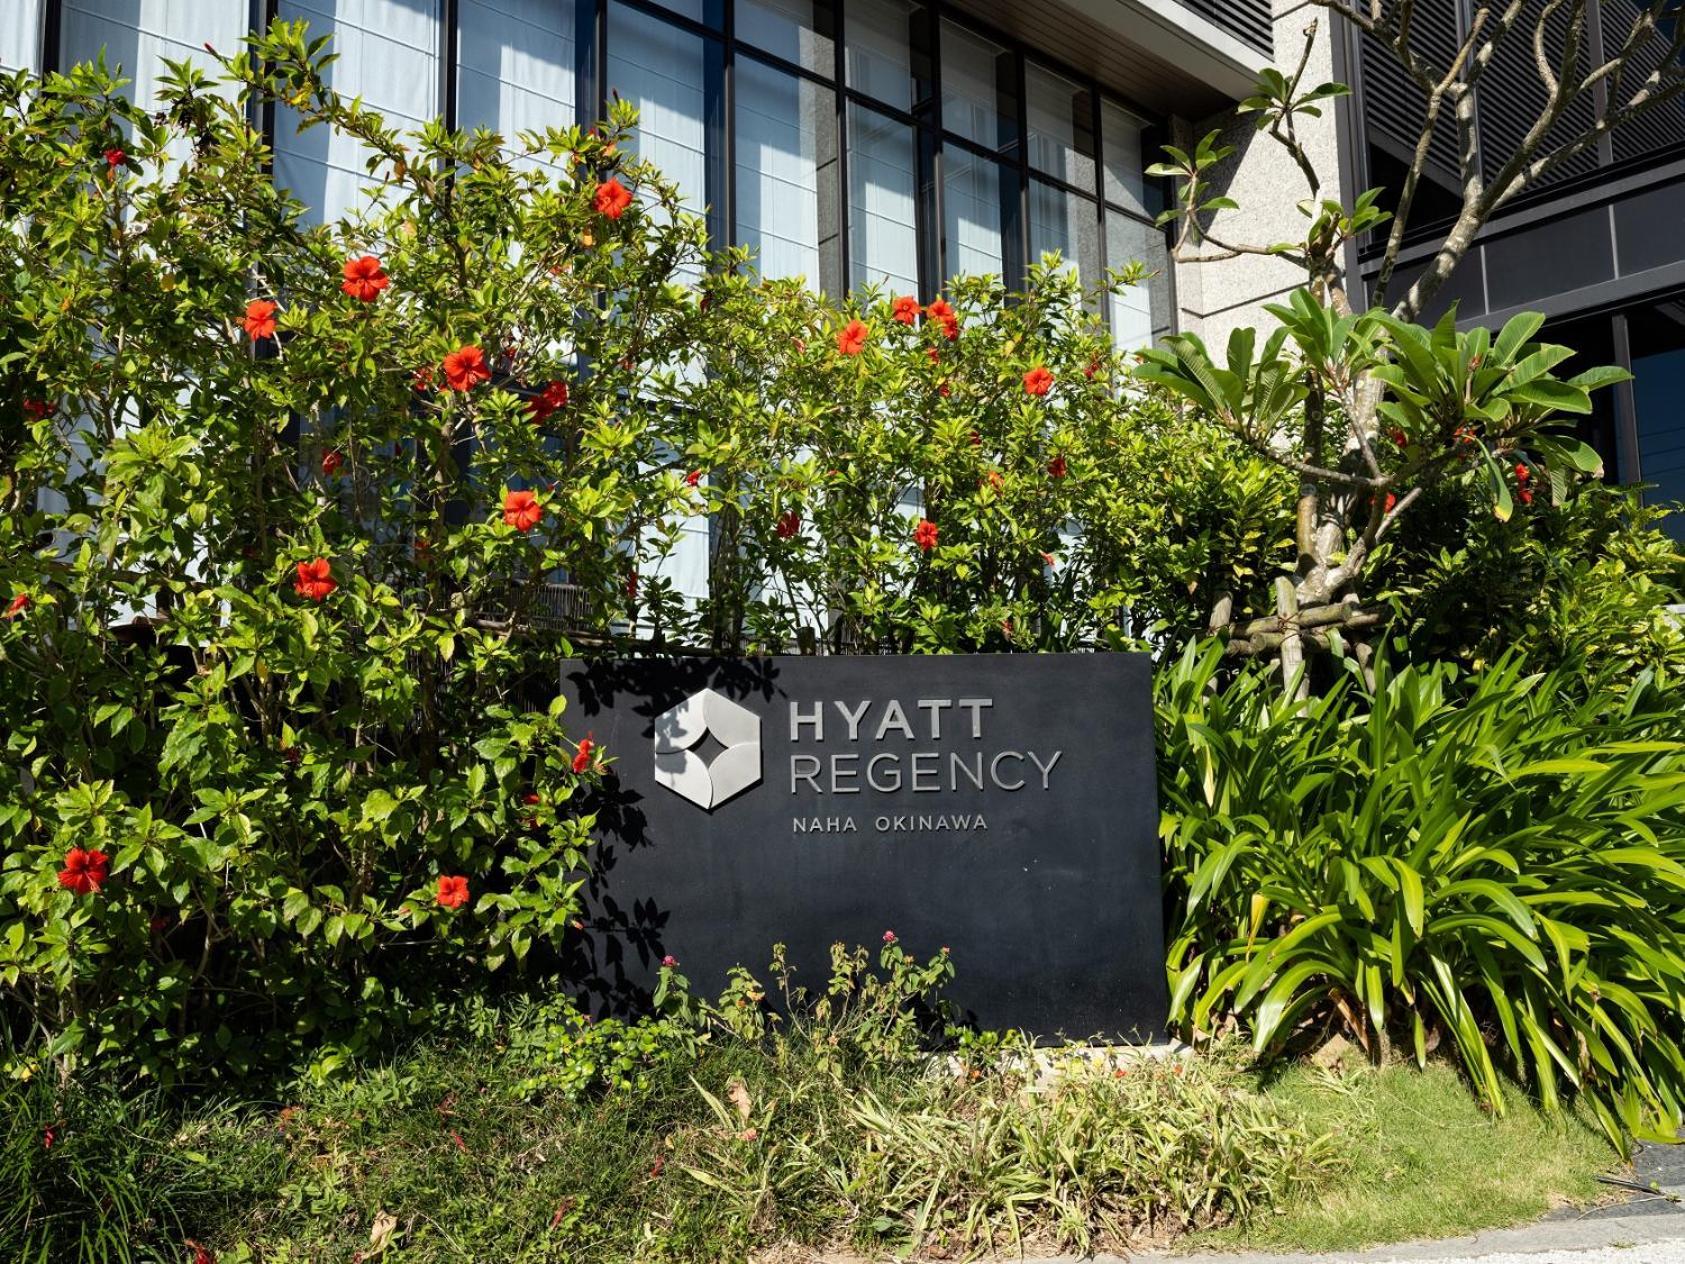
[653,688,763,810]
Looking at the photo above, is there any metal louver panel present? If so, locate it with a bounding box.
[1601,0,1685,163]
[1360,4,1465,185]
[1176,0,1274,56]
[1477,0,1603,187]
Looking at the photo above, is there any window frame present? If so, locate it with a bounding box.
[35,0,1177,340]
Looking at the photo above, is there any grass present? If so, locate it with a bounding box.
[2,970,1629,1263]
[1193,1059,1621,1255]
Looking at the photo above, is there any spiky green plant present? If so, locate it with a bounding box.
[1157,641,1685,1148]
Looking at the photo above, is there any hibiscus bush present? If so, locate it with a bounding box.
[0,24,1266,1082]
[0,30,717,1080]
[664,265,1294,653]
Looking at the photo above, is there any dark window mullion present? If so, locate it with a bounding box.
[709,7,731,256]
[918,1,943,293]
[439,0,459,132]
[1004,38,1027,289]
[578,0,603,127]
[40,0,61,74]
[833,0,850,289]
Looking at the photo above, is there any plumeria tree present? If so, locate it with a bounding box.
[1136,5,1665,693]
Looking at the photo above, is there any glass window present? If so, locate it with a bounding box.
[735,57,840,289]
[1029,179,1099,296]
[1026,63,1094,191]
[943,146,1005,280]
[456,0,576,165]
[61,0,245,109]
[848,102,918,295]
[1632,300,1685,536]
[738,0,834,76]
[940,20,1013,151]
[1,1,39,73]
[1106,211,1172,352]
[845,0,917,110]
[640,0,724,27]
[1101,98,1150,217]
[275,0,442,223]
[606,2,712,217]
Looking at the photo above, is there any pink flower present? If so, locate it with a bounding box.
[661,954,679,969]
[882,930,897,945]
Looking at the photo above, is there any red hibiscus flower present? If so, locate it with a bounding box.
[1519,489,1534,506]
[1389,427,1408,448]
[1023,366,1054,396]
[1047,455,1067,479]
[503,489,543,532]
[1514,462,1531,483]
[413,366,436,394]
[320,449,344,477]
[293,558,336,601]
[925,298,959,340]
[776,509,801,539]
[938,381,951,397]
[529,379,569,423]
[341,254,390,302]
[103,147,125,168]
[22,398,51,420]
[58,847,110,895]
[1383,492,1398,514]
[835,319,871,356]
[1084,358,1101,380]
[913,519,939,552]
[443,345,491,392]
[4,592,29,619]
[685,469,702,486]
[595,178,634,219]
[891,295,920,325]
[436,875,470,910]
[573,736,596,774]
[243,299,278,340]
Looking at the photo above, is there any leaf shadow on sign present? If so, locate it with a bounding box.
[558,656,785,1018]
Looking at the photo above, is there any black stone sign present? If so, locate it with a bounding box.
[559,654,1167,1040]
